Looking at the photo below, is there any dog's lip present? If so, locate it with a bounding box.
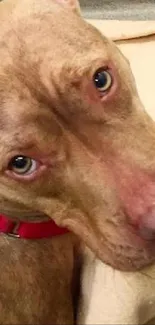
[135,207,155,241]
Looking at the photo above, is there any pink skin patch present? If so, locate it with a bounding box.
[55,0,77,8]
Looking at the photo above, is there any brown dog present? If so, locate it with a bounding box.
[1,0,155,323]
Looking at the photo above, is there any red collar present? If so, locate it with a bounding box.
[0,214,69,239]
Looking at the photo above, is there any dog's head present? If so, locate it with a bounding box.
[1,0,155,270]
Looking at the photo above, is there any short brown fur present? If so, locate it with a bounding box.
[1,0,155,323]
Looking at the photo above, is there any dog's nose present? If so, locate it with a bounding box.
[138,206,155,240]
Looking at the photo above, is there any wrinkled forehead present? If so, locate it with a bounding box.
[0,2,119,104]
[0,0,115,75]
[0,0,127,128]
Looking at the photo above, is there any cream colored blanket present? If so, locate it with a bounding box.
[78,21,155,325]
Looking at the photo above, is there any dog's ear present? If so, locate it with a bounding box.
[56,0,81,15]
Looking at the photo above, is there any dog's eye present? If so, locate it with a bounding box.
[9,156,37,175]
[93,69,112,93]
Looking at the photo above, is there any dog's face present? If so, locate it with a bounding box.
[1,0,155,270]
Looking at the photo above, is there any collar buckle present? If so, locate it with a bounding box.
[7,222,20,238]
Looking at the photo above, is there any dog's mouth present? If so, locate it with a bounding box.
[138,225,155,240]
[124,202,155,242]
[136,208,155,241]
[94,205,155,271]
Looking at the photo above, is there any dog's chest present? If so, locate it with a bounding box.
[0,234,74,324]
